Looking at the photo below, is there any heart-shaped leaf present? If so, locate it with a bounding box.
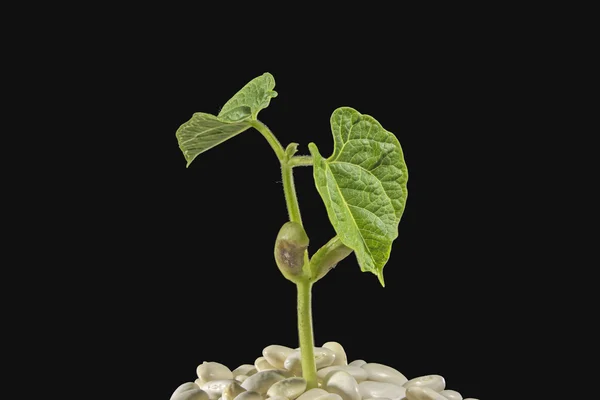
[309,107,408,286]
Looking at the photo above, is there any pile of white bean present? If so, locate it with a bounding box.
[170,342,478,400]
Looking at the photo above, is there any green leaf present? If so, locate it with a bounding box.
[218,72,278,121]
[308,107,408,286]
[176,113,251,167]
[176,73,278,167]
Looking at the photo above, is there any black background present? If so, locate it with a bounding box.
[7,4,579,399]
[22,11,523,400]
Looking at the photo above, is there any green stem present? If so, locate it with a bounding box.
[253,118,317,388]
[251,119,302,224]
[297,279,317,389]
[289,155,313,167]
[250,120,285,161]
[281,162,302,224]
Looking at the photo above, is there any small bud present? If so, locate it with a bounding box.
[285,142,299,159]
[275,221,309,280]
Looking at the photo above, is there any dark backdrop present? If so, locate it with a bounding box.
[6,3,562,397]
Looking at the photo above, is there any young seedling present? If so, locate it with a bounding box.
[176,73,408,391]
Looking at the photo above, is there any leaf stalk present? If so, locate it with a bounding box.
[249,120,286,162]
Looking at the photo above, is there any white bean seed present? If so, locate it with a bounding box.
[267,377,307,400]
[348,360,367,367]
[263,345,295,369]
[255,357,278,372]
[361,364,407,387]
[439,390,462,400]
[283,353,302,374]
[323,370,361,400]
[235,375,249,383]
[234,391,264,400]
[201,380,237,400]
[172,382,200,397]
[171,383,210,400]
[405,387,446,400]
[403,375,445,393]
[223,381,246,400]
[358,381,407,400]
[233,365,258,377]
[322,342,348,366]
[171,390,210,400]
[241,370,287,395]
[197,362,234,382]
[272,369,296,378]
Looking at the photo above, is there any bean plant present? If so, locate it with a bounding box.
[176,73,408,390]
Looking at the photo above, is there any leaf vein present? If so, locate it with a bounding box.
[327,164,375,270]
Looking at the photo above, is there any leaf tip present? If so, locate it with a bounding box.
[184,155,195,168]
[378,272,386,287]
